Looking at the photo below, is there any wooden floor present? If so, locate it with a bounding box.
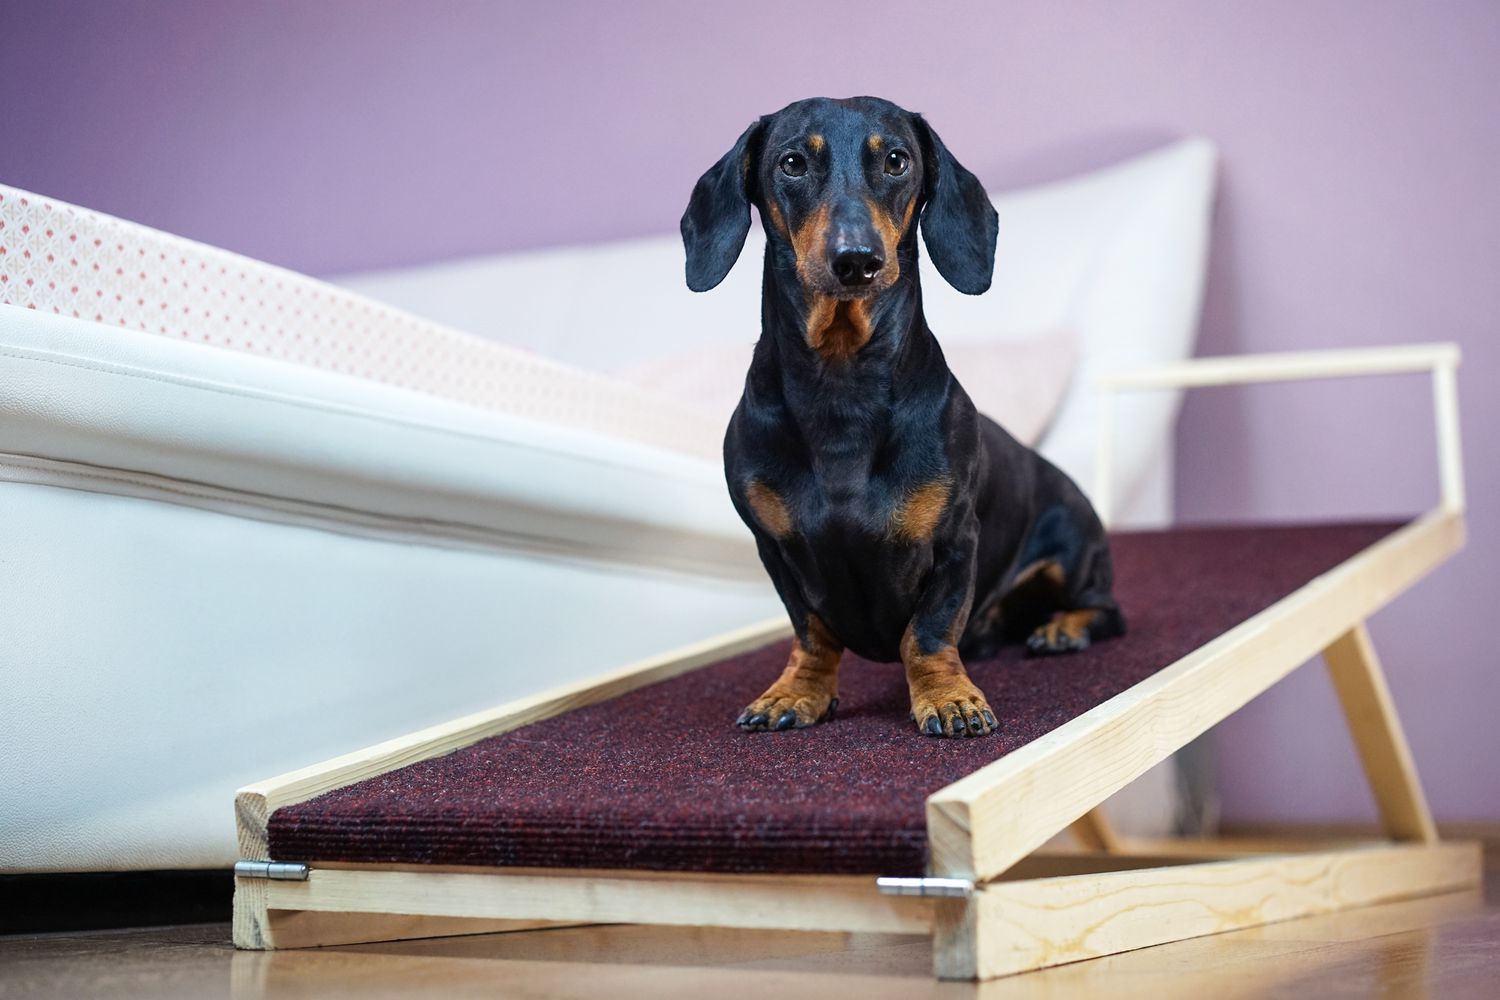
[1,872,1495,998]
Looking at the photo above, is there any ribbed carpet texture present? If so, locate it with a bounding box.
[271,521,1403,875]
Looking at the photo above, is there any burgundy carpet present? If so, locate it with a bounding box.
[270,521,1403,876]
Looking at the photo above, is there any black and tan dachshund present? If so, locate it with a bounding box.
[681,96,1123,738]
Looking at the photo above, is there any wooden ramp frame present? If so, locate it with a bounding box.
[233,344,1479,979]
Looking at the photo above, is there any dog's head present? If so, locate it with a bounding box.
[681,96,997,299]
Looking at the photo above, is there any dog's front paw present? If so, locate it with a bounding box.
[1026,610,1098,656]
[909,676,996,738]
[735,688,838,732]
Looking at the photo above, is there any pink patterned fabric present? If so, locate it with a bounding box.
[0,184,719,459]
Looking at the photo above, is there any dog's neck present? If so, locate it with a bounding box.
[748,240,949,459]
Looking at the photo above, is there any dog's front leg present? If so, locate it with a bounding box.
[734,533,844,732]
[902,537,996,738]
[736,613,842,731]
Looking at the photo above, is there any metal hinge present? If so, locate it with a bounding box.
[875,876,974,898]
[234,860,310,881]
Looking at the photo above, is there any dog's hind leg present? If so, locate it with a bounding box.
[1003,503,1126,656]
[1025,592,1126,654]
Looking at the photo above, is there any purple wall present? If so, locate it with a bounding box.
[4,1,1497,822]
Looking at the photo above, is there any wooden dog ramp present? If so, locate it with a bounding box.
[232,345,1478,979]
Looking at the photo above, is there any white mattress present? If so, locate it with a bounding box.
[0,185,719,460]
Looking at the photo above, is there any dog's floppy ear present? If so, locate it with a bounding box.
[914,115,998,295]
[681,119,765,292]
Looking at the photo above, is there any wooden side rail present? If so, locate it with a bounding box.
[1092,342,1465,524]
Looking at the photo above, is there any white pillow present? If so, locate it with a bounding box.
[614,327,1077,447]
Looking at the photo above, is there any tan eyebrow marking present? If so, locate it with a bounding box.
[867,134,884,152]
[807,134,825,153]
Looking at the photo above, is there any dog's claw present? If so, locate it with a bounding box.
[910,678,996,739]
[739,711,769,730]
[737,690,837,732]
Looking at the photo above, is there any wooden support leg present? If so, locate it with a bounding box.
[233,876,270,950]
[1068,807,1120,852]
[1323,622,1438,844]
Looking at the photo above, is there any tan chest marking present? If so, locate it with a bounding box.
[890,478,953,541]
[745,479,793,537]
[803,295,873,362]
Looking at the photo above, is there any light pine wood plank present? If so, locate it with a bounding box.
[260,866,934,938]
[1110,835,1369,858]
[932,841,1482,980]
[1096,342,1460,391]
[232,876,269,950]
[1093,386,1116,523]
[1432,360,1466,510]
[1093,342,1464,545]
[926,509,1464,883]
[264,910,569,950]
[1068,808,1121,852]
[1323,622,1438,843]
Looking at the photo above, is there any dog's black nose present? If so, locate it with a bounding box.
[831,248,884,287]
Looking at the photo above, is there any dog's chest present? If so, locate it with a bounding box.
[745,453,948,546]
[804,466,901,540]
[733,369,957,549]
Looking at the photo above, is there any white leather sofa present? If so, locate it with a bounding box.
[0,138,1216,872]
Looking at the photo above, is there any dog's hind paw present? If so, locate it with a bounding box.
[1026,610,1099,656]
[735,692,838,732]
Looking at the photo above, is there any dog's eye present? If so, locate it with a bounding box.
[884,149,911,177]
[780,153,808,178]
